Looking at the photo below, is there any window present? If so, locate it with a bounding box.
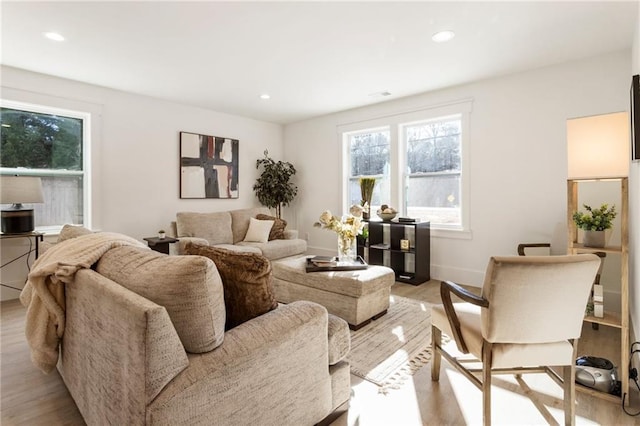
[346,128,390,212]
[403,116,462,226]
[1,101,89,231]
[340,99,471,233]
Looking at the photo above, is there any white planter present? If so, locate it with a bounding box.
[583,230,605,248]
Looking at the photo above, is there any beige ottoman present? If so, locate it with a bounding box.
[272,257,395,330]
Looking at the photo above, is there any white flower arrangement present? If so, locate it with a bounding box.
[314,204,365,240]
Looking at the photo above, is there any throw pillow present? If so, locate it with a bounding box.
[256,213,287,240]
[184,243,278,330]
[243,217,274,243]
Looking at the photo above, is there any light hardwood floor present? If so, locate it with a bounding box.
[1,280,638,425]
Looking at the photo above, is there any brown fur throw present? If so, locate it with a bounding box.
[256,214,287,240]
[185,243,278,330]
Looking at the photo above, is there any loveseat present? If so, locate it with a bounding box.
[41,237,350,425]
[172,207,307,260]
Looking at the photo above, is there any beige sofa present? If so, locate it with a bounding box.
[172,207,307,260]
[57,243,351,425]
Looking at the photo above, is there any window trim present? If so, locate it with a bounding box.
[342,125,391,212]
[338,99,472,235]
[0,99,92,233]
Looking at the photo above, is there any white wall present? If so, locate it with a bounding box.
[284,50,631,287]
[629,8,640,353]
[0,66,283,300]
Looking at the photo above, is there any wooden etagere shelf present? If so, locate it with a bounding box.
[567,177,629,404]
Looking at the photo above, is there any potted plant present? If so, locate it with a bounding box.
[356,224,369,257]
[359,177,376,220]
[572,203,617,247]
[253,150,298,219]
[158,229,166,239]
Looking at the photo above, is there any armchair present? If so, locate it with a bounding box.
[518,242,606,329]
[431,255,601,425]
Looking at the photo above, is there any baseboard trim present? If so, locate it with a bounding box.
[430,263,484,287]
[306,246,485,287]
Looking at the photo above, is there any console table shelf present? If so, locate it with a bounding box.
[359,220,430,285]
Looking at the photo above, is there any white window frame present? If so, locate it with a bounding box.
[0,99,92,233]
[342,125,391,212]
[339,99,472,238]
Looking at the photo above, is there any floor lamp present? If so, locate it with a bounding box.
[567,111,629,180]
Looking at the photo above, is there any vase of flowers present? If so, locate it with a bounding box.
[572,203,617,248]
[314,205,365,262]
[337,233,357,262]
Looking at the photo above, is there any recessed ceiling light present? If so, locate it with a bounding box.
[260,94,270,100]
[432,30,455,43]
[43,32,65,42]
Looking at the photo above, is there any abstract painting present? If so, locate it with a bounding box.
[180,131,239,199]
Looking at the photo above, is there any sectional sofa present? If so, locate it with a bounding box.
[39,234,350,425]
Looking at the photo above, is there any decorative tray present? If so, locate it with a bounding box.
[305,256,368,272]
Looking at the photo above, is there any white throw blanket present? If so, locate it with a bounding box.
[19,232,147,373]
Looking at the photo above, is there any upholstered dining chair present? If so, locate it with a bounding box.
[431,255,601,426]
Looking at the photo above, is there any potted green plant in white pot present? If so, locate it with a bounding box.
[572,203,617,248]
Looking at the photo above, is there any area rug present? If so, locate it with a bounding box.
[348,295,436,394]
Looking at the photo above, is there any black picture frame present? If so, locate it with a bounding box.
[631,74,640,161]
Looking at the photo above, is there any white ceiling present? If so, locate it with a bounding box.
[1,1,637,124]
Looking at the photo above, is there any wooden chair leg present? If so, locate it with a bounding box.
[482,342,493,426]
[431,325,442,381]
[563,339,578,426]
[563,364,576,426]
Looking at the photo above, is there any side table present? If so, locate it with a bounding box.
[143,236,179,254]
[0,231,45,259]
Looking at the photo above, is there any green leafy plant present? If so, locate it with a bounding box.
[572,203,617,231]
[359,225,369,240]
[253,150,298,219]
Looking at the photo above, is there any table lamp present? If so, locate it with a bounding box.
[1,176,44,234]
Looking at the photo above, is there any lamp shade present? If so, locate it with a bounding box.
[0,176,44,204]
[567,112,629,179]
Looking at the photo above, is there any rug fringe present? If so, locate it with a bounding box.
[377,346,433,395]
[377,335,451,395]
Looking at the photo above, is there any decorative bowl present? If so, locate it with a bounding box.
[377,211,397,221]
